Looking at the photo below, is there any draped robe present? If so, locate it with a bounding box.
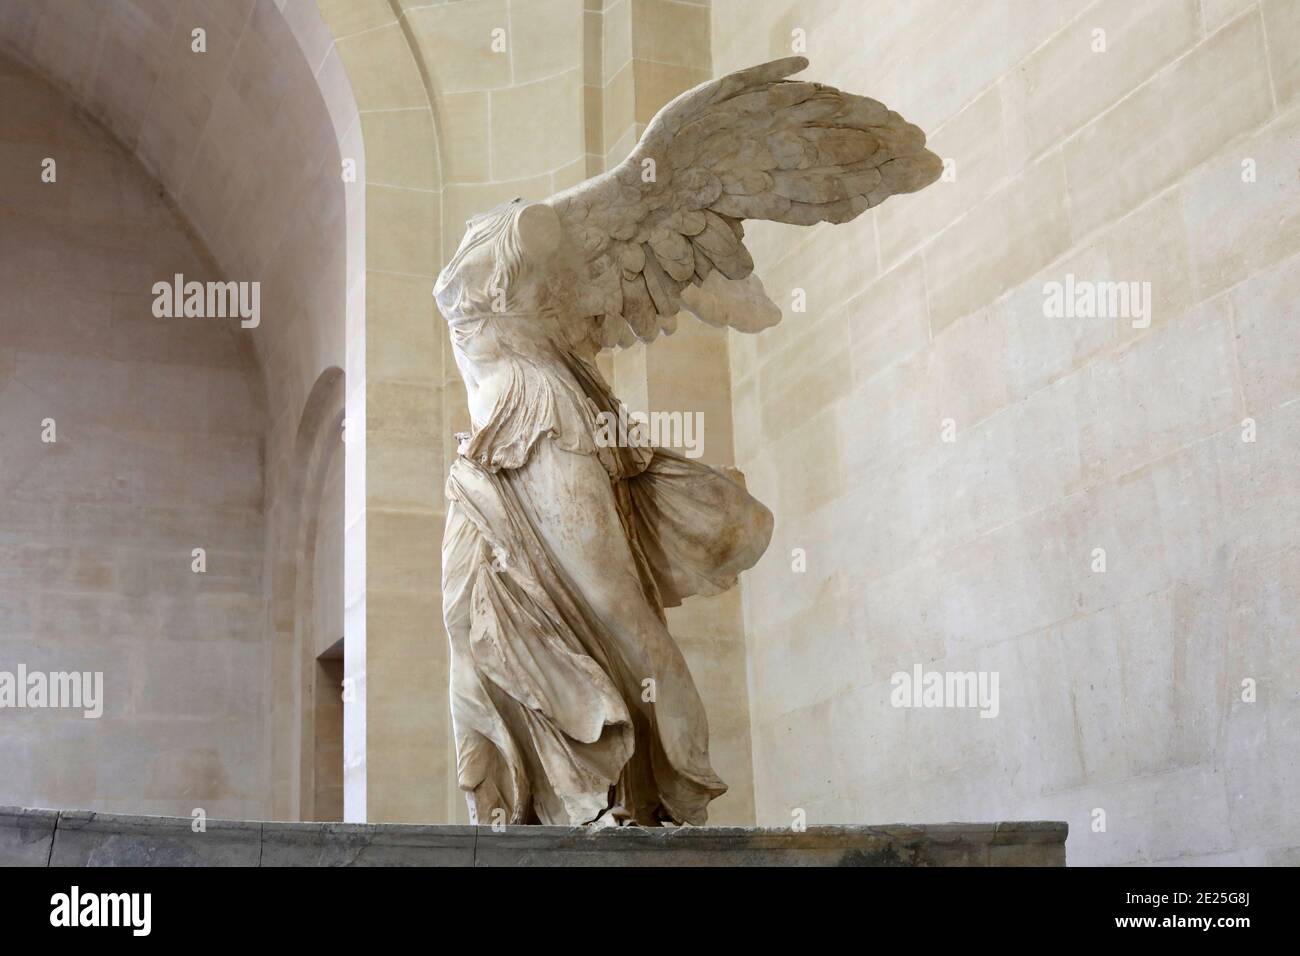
[440,307,773,826]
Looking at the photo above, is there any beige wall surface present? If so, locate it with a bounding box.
[715,0,1299,864]
[0,0,357,822]
[3,0,1293,855]
[0,49,269,819]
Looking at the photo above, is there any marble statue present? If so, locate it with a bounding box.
[435,56,941,827]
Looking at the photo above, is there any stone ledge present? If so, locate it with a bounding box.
[0,808,58,866]
[0,807,1067,866]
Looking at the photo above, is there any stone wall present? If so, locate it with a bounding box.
[4,0,1292,851]
[714,0,1299,864]
[0,0,360,823]
[0,51,268,819]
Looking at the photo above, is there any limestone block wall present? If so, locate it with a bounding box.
[0,0,361,823]
[11,0,1289,850]
[311,0,442,825]
[714,0,1299,864]
[0,50,268,819]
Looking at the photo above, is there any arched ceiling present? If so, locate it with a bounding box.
[0,0,353,286]
[0,0,364,435]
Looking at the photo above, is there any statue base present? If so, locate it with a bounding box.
[2,806,1065,866]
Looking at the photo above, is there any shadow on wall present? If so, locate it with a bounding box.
[0,47,268,818]
[0,0,361,820]
[270,366,346,823]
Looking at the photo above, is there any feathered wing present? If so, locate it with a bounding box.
[546,56,943,348]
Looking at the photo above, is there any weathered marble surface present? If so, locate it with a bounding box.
[260,821,476,867]
[51,810,263,867]
[0,807,1064,867]
[0,807,58,866]
[435,56,941,828]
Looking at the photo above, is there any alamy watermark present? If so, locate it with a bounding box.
[594,406,705,459]
[890,664,999,718]
[151,273,260,328]
[0,665,103,718]
[1042,273,1151,329]
[50,886,150,936]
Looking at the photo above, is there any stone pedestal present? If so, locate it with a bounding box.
[0,806,1065,866]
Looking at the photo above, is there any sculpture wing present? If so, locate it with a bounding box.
[546,56,942,348]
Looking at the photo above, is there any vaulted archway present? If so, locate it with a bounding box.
[0,0,362,821]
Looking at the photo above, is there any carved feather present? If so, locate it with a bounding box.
[545,55,941,348]
[620,275,659,340]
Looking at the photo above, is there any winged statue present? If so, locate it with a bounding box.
[434,56,941,827]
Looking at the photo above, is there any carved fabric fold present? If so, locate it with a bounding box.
[442,439,770,826]
[444,453,634,826]
[627,449,773,609]
[439,296,771,825]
